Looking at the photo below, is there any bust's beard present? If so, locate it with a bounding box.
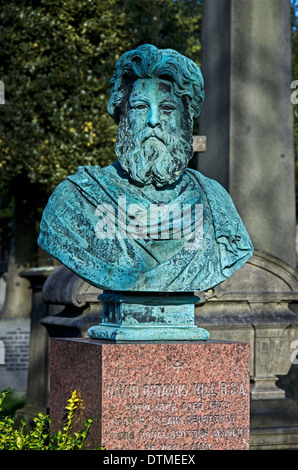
[115,119,194,188]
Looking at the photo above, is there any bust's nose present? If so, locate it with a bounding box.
[146,105,161,128]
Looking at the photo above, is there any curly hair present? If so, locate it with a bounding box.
[107,44,205,124]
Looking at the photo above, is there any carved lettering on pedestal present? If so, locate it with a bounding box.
[103,379,248,448]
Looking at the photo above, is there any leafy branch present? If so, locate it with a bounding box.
[0,388,99,450]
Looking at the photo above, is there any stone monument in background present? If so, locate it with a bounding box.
[198,0,298,450]
[199,0,296,266]
[38,44,252,450]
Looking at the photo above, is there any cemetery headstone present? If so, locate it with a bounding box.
[0,318,30,392]
[39,45,252,450]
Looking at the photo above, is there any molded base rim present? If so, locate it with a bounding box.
[87,324,210,342]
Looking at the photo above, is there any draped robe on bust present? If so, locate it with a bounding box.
[38,161,253,292]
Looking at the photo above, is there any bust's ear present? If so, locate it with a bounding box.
[116,102,130,127]
[180,95,195,128]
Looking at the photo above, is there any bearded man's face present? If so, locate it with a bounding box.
[115,78,194,187]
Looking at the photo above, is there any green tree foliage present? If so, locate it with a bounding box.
[0,0,202,317]
[0,0,202,194]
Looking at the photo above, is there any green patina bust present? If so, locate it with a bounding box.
[38,44,253,341]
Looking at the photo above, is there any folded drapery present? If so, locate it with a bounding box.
[38,161,253,292]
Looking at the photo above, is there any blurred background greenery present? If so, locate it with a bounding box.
[0,0,297,317]
[0,0,203,317]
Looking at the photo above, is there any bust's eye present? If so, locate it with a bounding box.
[134,104,148,110]
[160,104,175,115]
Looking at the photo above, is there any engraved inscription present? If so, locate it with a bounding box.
[105,381,247,399]
[106,383,189,399]
[103,379,248,449]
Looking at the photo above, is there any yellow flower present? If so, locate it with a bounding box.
[82,121,93,132]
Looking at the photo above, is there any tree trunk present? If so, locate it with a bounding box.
[1,180,40,318]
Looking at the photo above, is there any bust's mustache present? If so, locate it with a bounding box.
[138,127,170,146]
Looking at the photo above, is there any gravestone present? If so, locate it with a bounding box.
[39,45,252,450]
[50,338,250,450]
[0,318,30,392]
[15,267,57,420]
[0,262,31,393]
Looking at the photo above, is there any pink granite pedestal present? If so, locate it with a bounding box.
[49,338,250,450]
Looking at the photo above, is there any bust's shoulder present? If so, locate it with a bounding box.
[47,162,127,209]
[66,161,124,183]
[67,164,103,182]
[45,165,102,202]
[186,168,229,196]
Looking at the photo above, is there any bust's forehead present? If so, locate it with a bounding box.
[107,45,205,123]
[129,78,175,101]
